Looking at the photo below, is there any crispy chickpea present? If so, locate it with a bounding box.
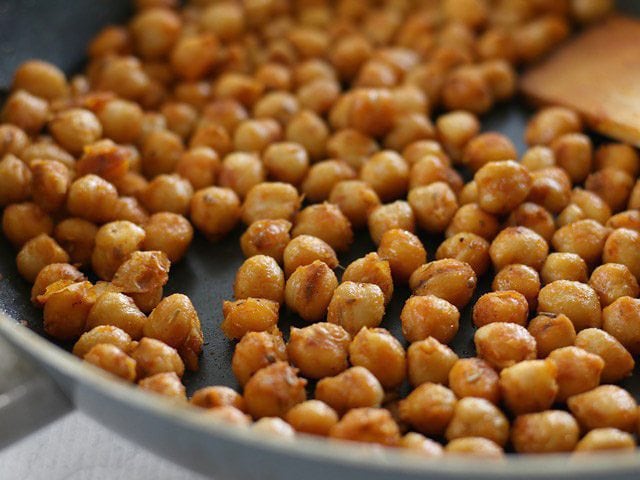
[575,328,635,383]
[475,323,537,370]
[568,385,638,432]
[13,60,68,100]
[73,326,132,359]
[315,366,384,415]
[286,400,338,437]
[221,298,279,340]
[253,92,299,125]
[130,7,181,59]
[449,358,500,405]
[1,90,49,134]
[603,228,640,280]
[489,226,548,272]
[142,212,192,263]
[130,337,184,379]
[507,203,556,243]
[401,295,459,345]
[31,263,84,304]
[409,259,477,310]
[480,60,516,101]
[472,291,529,328]
[589,263,639,307]
[500,359,558,415]
[595,143,639,177]
[526,167,572,215]
[462,132,517,173]
[191,386,246,412]
[511,410,579,454]
[175,147,219,191]
[491,264,541,310]
[282,235,338,278]
[217,152,265,201]
[262,142,309,186]
[252,417,295,438]
[445,397,509,447]
[233,119,282,153]
[571,189,612,225]
[94,56,150,101]
[435,110,480,163]
[586,168,634,213]
[602,296,640,355]
[96,99,143,144]
[474,160,532,215]
[190,187,240,240]
[528,314,577,359]
[445,437,504,458]
[138,372,186,400]
[409,155,463,193]
[360,151,409,202]
[548,346,604,402]
[328,180,380,230]
[286,110,329,161]
[408,182,458,234]
[436,233,490,277]
[446,203,499,241]
[48,108,102,155]
[538,280,602,331]
[0,124,29,157]
[551,133,593,184]
[285,260,338,322]
[287,323,350,379]
[241,183,301,225]
[53,218,97,267]
[384,113,435,153]
[84,344,137,382]
[342,252,394,305]
[349,328,406,390]
[16,234,69,283]
[86,292,147,340]
[231,329,287,387]
[234,255,284,305]
[368,201,416,246]
[346,88,396,138]
[326,281,385,335]
[0,154,31,207]
[243,361,307,419]
[399,432,444,457]
[540,253,588,286]
[75,140,130,184]
[327,129,379,172]
[402,141,449,167]
[240,219,291,264]
[407,337,458,387]
[552,219,611,266]
[556,204,587,228]
[292,203,353,252]
[377,229,426,283]
[170,33,218,81]
[330,408,401,446]
[113,171,148,198]
[521,146,556,172]
[2,202,53,247]
[576,428,636,452]
[525,107,582,146]
[607,210,640,232]
[91,221,145,280]
[67,174,119,224]
[40,281,95,341]
[399,383,457,437]
[441,66,493,115]
[255,63,291,91]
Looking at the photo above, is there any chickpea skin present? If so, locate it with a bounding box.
[511,410,579,454]
[31,263,85,305]
[349,327,406,390]
[528,314,577,359]
[473,291,529,328]
[568,385,638,432]
[231,329,287,387]
[287,323,350,379]
[286,260,338,322]
[538,280,602,331]
[445,397,510,447]
[378,229,427,283]
[399,383,457,437]
[315,366,384,415]
[342,253,394,305]
[499,360,559,415]
[475,160,532,215]
[330,408,401,446]
[285,400,338,436]
[575,328,635,384]
[409,259,477,310]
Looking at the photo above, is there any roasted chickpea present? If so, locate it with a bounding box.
[233,118,282,153]
[595,143,640,177]
[73,325,132,359]
[548,346,604,402]
[399,433,444,457]
[175,147,220,191]
[218,152,265,200]
[141,212,192,263]
[91,221,145,280]
[607,210,640,232]
[238,219,290,264]
[346,88,396,138]
[241,183,301,225]
[511,410,579,454]
[221,298,279,340]
[407,337,458,387]
[507,203,556,243]
[251,417,295,438]
[315,366,384,415]
[552,219,611,266]
[342,252,394,305]
[556,204,587,228]
[449,358,500,405]
[329,407,400,446]
[231,329,287,387]
[190,386,246,412]
[538,280,602,331]
[282,235,338,278]
[67,175,119,224]
[435,110,480,163]
[500,359,558,415]
[602,296,640,355]
[327,180,380,230]
[490,226,548,272]
[13,60,68,100]
[586,168,634,213]
[377,229,426,283]
[491,264,541,309]
[399,383,457,437]
[409,259,477,310]
[589,263,639,307]
[525,107,582,146]
[84,344,137,382]
[130,7,182,59]
[0,154,31,207]
[408,182,458,234]
[243,361,307,419]
[287,323,350,379]
[575,328,635,384]
[16,234,69,283]
[472,291,529,328]
[130,337,184,379]
[138,372,186,400]
[445,437,504,458]
[40,281,95,341]
[253,92,299,125]
[190,187,240,240]
[401,294,460,345]
[551,133,592,184]
[96,98,143,144]
[575,428,636,452]
[0,124,29,157]
[445,397,509,447]
[1,90,49,134]
[540,253,588,286]
[2,202,53,247]
[475,322,536,370]
[520,146,556,172]
[31,263,85,304]
[285,400,338,437]
[409,155,463,193]
[349,327,406,390]
[475,160,532,215]
[234,255,285,304]
[292,203,353,252]
[48,108,102,155]
[262,142,310,186]
[326,281,385,335]
[603,228,640,280]
[571,189,612,225]
[368,201,416,245]
[568,385,638,433]
[462,132,517,173]
[286,110,329,161]
[86,292,147,340]
[51,218,96,267]
[360,151,409,202]
[441,66,493,115]
[327,129,379,171]
[446,203,500,241]
[285,260,338,322]
[527,313,576,359]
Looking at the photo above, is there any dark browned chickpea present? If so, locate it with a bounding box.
[575,428,636,452]
[572,189,612,225]
[130,7,182,59]
[221,298,279,340]
[360,151,409,202]
[368,201,416,246]
[575,328,635,384]
[378,229,426,283]
[595,143,639,177]
[446,203,499,240]
[399,383,457,437]
[285,260,338,322]
[586,168,634,213]
[528,313,576,359]
[511,410,579,454]
[1,90,49,134]
[409,259,477,310]
[190,186,240,241]
[40,281,95,341]
[540,252,588,286]
[551,133,592,184]
[603,228,640,280]
[607,210,640,232]
[472,291,529,328]
[602,296,640,355]
[408,182,458,234]
[475,322,536,370]
[0,154,31,207]
[568,385,638,433]
[138,372,186,400]
[499,359,558,415]
[67,174,119,224]
[342,252,394,305]
[2,202,53,248]
[445,397,509,447]
[315,366,384,415]
[292,203,353,252]
[552,219,611,266]
[73,325,132,359]
[31,263,85,304]
[589,263,639,307]
[287,322,350,379]
[130,337,184,379]
[285,400,338,436]
[231,329,287,387]
[548,346,604,402]
[490,226,548,272]
[462,132,517,173]
[16,234,69,283]
[349,327,406,390]
[475,160,532,215]
[262,142,309,186]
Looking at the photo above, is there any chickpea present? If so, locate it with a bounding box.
[301,161,355,204]
[491,264,541,310]
[231,329,287,387]
[113,172,148,198]
[408,182,458,234]
[443,0,488,27]
[490,226,549,272]
[285,260,338,322]
[595,143,639,177]
[399,433,444,458]
[91,221,145,280]
[402,141,449,167]
[328,180,380,230]
[253,92,299,125]
[575,328,635,384]
[94,56,150,101]
[568,385,638,433]
[521,146,556,172]
[538,280,602,332]
[241,183,301,226]
[528,314,577,359]
[217,153,265,200]
[356,59,398,88]
[435,110,480,163]
[0,124,29,158]
[342,252,394,305]
[283,235,338,278]
[400,295,459,345]
[377,229,426,283]
[285,400,338,436]
[190,386,246,413]
[589,263,639,307]
[330,408,400,446]
[130,337,184,379]
[251,417,295,438]
[327,129,379,172]
[586,168,634,213]
[462,132,517,173]
[96,99,143,144]
[52,218,96,268]
[526,167,571,216]
[384,113,435,153]
[12,60,68,100]
[84,344,137,382]
[130,7,182,59]
[175,147,219,191]
[233,119,282,154]
[67,175,119,224]
[603,228,640,280]
[552,219,611,266]
[234,255,285,305]
[399,383,457,437]
[448,358,500,405]
[48,108,102,155]
[31,263,84,304]
[221,297,280,340]
[292,203,353,252]
[255,63,291,92]
[473,291,529,328]
[170,33,218,81]
[329,34,373,81]
[525,106,581,146]
[500,359,558,415]
[575,428,636,453]
[73,326,132,359]
[142,212,193,263]
[315,366,384,415]
[540,253,588,286]
[445,437,504,458]
[0,154,31,207]
[551,133,593,184]
[2,202,53,248]
[40,281,95,341]
[407,337,458,387]
[262,142,309,186]
[511,410,579,454]
[201,99,247,133]
[446,203,499,241]
[409,155,463,193]
[556,204,587,228]
[607,210,640,232]
[571,189,612,225]
[16,234,69,283]
[474,160,532,215]
[409,259,477,310]
[286,110,329,161]
[475,322,537,370]
[1,90,49,134]
[346,88,396,138]
[349,328,406,390]
[445,397,509,447]
[441,66,493,115]
[480,59,516,101]
[548,346,604,402]
[243,361,307,419]
[287,322,350,379]
[84,291,146,340]
[200,1,244,40]
[138,372,186,400]
[508,204,556,244]
[359,151,409,202]
[602,296,640,355]
[190,187,240,240]
[368,201,416,246]
[238,219,290,264]
[326,282,386,336]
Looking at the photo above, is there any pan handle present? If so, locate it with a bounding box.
[0,335,72,450]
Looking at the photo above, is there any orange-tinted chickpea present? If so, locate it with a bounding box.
[401,295,459,345]
[342,252,394,305]
[326,281,385,336]
[589,263,639,307]
[500,359,558,415]
[552,219,611,266]
[407,337,458,387]
[285,260,338,322]
[475,322,537,370]
[436,233,490,277]
[349,327,406,389]
[53,218,97,268]
[525,107,582,146]
[408,182,458,234]
[190,386,246,412]
[548,346,604,402]
[377,229,426,283]
[328,180,381,230]
[538,280,602,331]
[84,344,137,382]
[218,152,265,200]
[86,291,147,340]
[231,329,287,387]
[489,226,548,272]
[287,322,350,379]
[409,259,477,310]
[368,201,416,245]
[142,212,193,263]
[409,155,463,193]
[73,325,132,359]
[399,383,457,437]
[435,110,480,163]
[130,337,184,379]
[527,313,576,359]
[575,328,635,384]
[0,154,31,207]
[130,7,182,59]
[360,151,409,202]
[175,147,220,190]
[444,437,504,458]
[399,432,445,458]
[91,221,145,280]
[475,160,532,215]
[40,281,95,341]
[292,203,353,252]
[221,298,279,340]
[2,202,53,247]
[286,400,338,436]
[96,98,144,144]
[301,160,357,205]
[491,264,541,309]
[507,202,555,243]
[575,428,636,453]
[586,168,634,213]
[240,219,291,264]
[16,234,70,283]
[540,253,588,285]
[66,175,119,224]
[446,203,500,241]
[472,291,529,328]
[315,366,384,415]
[234,255,284,304]
[607,210,640,232]
[602,296,640,355]
[511,410,579,454]
[462,132,517,172]
[551,133,592,184]
[330,407,401,446]
[262,142,309,186]
[568,385,638,433]
[138,372,186,400]
[521,146,556,172]
[243,361,307,419]
[190,186,240,240]
[441,66,493,115]
[31,263,85,304]
[571,189,612,225]
[326,129,379,172]
[603,228,640,280]
[445,397,509,447]
[48,108,102,155]
[282,234,338,278]
[286,110,329,161]
[241,183,301,225]
[1,90,49,134]
[449,358,500,405]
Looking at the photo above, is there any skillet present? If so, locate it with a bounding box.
[2,1,640,478]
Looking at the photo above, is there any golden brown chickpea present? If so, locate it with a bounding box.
[575,428,636,452]
[301,161,355,204]
[130,337,184,379]
[234,255,285,304]
[500,359,558,415]
[66,175,119,224]
[409,259,477,310]
[607,210,640,232]
[342,252,394,305]
[329,34,373,81]
[507,203,556,243]
[445,397,509,447]
[170,33,218,81]
[603,228,640,280]
[367,201,416,246]
[474,160,532,215]
[330,407,401,446]
[356,60,398,89]
[191,385,246,412]
[86,292,147,340]
[285,260,338,322]
[475,322,537,370]
[602,296,640,355]
[525,107,582,146]
[527,313,576,359]
[113,171,148,198]
[138,372,186,400]
[31,263,84,304]
[490,226,549,272]
[115,196,148,226]
[221,298,279,340]
[262,142,309,186]
[174,147,220,191]
[436,233,490,277]
[548,346,604,402]
[287,322,350,379]
[201,99,247,133]
[589,263,639,307]
[399,383,457,437]
[568,385,638,432]
[283,234,338,278]
[243,361,307,419]
[252,92,299,126]
[140,129,184,178]
[200,1,244,40]
[575,328,635,384]
[480,60,517,102]
[540,253,588,286]
[586,168,634,213]
[16,234,69,283]
[1,90,49,134]
[73,325,132,359]
[251,417,296,438]
[399,432,445,457]
[526,167,572,215]
[328,180,380,230]
[40,281,95,341]
[407,336,458,387]
[402,141,449,167]
[472,291,529,329]
[94,56,150,101]
[571,0,615,23]
[349,327,406,390]
[91,221,145,280]
[462,132,517,173]
[84,344,137,382]
[315,366,384,415]
[446,203,499,241]
[292,203,353,252]
[0,124,29,157]
[241,183,301,226]
[408,182,458,234]
[286,110,329,161]
[189,186,240,240]
[359,151,409,202]
[571,189,612,226]
[538,280,602,332]
[445,437,504,458]
[511,410,579,454]
[550,133,592,184]
[401,295,459,345]
[448,358,500,405]
[555,204,586,228]
[285,400,338,437]
[255,63,291,92]
[142,212,193,263]
[346,88,396,138]
[239,219,290,264]
[212,72,264,108]
[520,146,555,172]
[326,281,385,335]
[297,78,340,114]
[233,118,282,153]
[443,0,488,27]
[491,264,541,310]
[552,220,610,267]
[0,154,31,207]
[409,155,462,192]
[595,143,639,177]
[130,7,181,59]
[231,328,287,387]
[52,218,96,267]
[2,202,53,248]
[377,229,426,283]
[95,99,143,144]
[13,60,68,100]
[384,113,435,153]
[75,140,130,184]
[48,108,102,155]
[327,129,379,171]
[435,111,480,163]
[441,66,493,115]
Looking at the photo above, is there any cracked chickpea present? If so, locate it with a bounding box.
[31,263,85,304]
[315,366,384,415]
[527,314,576,359]
[329,180,381,230]
[575,328,634,384]
[287,323,350,379]
[568,385,638,433]
[292,203,353,252]
[40,281,95,341]
[349,328,406,390]
[111,251,170,314]
[409,259,477,310]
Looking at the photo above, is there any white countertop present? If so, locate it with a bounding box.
[0,411,208,480]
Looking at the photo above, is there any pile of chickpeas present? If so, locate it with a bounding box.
[3,0,638,459]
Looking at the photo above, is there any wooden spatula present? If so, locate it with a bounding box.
[521,16,640,147]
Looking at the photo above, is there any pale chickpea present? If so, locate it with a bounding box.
[218,152,265,200]
[91,221,145,280]
[2,202,53,247]
[575,328,635,384]
[67,175,119,224]
[595,143,639,177]
[489,226,548,272]
[301,160,356,203]
[409,155,463,193]
[538,280,602,331]
[446,203,499,240]
[175,147,220,191]
[449,358,500,405]
[528,314,577,359]
[349,328,406,390]
[231,329,287,387]
[377,229,426,283]
[326,129,379,172]
[602,296,640,355]
[401,295,460,345]
[190,186,240,240]
[575,428,636,452]
[568,385,638,432]
[31,263,85,304]
[409,259,477,310]
[1,90,49,134]
[282,235,338,278]
[589,263,639,307]
[221,298,279,340]
[462,132,517,173]
[571,189,612,225]
[399,383,457,437]
[285,260,338,322]
[435,110,480,163]
[475,323,537,370]
[360,151,409,202]
[525,107,581,146]
[368,201,415,246]
[441,66,493,115]
[16,234,69,283]
[130,337,184,379]
[262,142,309,186]
[500,359,558,415]
[84,344,137,382]
[548,346,604,402]
[287,322,350,379]
[286,110,329,161]
[491,264,541,309]
[552,219,611,266]
[586,168,634,213]
[285,400,338,437]
[130,7,181,59]
[0,154,31,207]
[342,252,394,305]
[292,203,353,252]
[40,281,95,341]
[234,255,284,305]
[607,210,640,232]
[407,337,458,387]
[73,326,132,359]
[603,228,640,280]
[475,160,532,215]
[315,366,384,415]
[138,372,186,400]
[511,410,579,454]
[399,433,444,458]
[521,146,556,172]
[408,182,458,234]
[445,397,509,447]
[191,386,246,412]
[142,212,193,263]
[86,292,147,340]
[111,251,170,314]
[445,437,504,458]
[328,180,381,230]
[551,133,593,184]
